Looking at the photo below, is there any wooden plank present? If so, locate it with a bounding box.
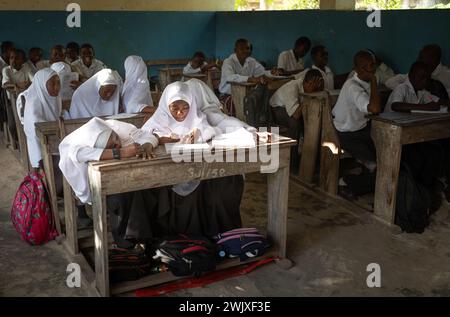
[110,251,278,296]
[89,168,110,297]
[371,120,403,224]
[299,95,323,183]
[266,150,290,258]
[145,59,190,67]
[10,95,30,171]
[370,112,450,126]
[401,120,450,145]
[230,83,254,121]
[63,177,78,255]
[319,94,340,196]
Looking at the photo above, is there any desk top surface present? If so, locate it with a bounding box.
[370,111,450,127]
[89,137,297,172]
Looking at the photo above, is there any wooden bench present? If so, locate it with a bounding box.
[230,77,293,123]
[145,59,191,91]
[183,68,221,91]
[82,138,296,296]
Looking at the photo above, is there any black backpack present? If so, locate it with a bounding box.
[395,163,430,233]
[109,247,157,283]
[153,235,217,277]
[244,84,271,128]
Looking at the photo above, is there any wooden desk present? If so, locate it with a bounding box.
[35,114,147,236]
[158,68,184,90]
[371,112,450,224]
[86,138,296,296]
[183,69,221,91]
[230,78,293,122]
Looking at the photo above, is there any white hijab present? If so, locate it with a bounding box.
[141,81,215,196]
[184,78,251,133]
[142,81,215,140]
[69,69,123,119]
[23,68,62,167]
[58,117,113,204]
[51,62,75,100]
[122,55,153,113]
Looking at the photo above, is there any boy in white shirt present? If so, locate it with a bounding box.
[2,49,33,98]
[0,41,14,79]
[277,37,311,76]
[384,61,447,113]
[333,50,381,172]
[218,38,271,116]
[183,51,216,75]
[65,42,80,64]
[270,69,324,172]
[71,43,106,80]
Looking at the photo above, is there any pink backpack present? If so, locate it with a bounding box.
[11,171,58,245]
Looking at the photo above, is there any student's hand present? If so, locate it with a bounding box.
[180,128,198,144]
[141,143,156,159]
[270,68,283,76]
[17,81,30,89]
[141,106,156,123]
[70,80,82,89]
[120,143,142,158]
[292,105,304,120]
[158,135,180,144]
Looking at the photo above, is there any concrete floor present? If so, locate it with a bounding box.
[1,144,450,297]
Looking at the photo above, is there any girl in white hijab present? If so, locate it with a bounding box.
[142,81,243,237]
[23,68,62,168]
[58,117,159,248]
[69,68,123,119]
[51,61,78,102]
[122,55,154,114]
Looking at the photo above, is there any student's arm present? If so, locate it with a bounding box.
[222,60,249,84]
[367,75,381,114]
[2,68,15,89]
[99,143,142,160]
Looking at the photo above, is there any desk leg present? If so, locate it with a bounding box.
[267,161,290,258]
[89,169,110,297]
[41,143,62,235]
[299,98,322,181]
[63,178,78,255]
[371,122,402,225]
[231,85,247,122]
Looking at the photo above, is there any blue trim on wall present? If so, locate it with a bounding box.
[216,10,450,74]
[0,10,449,76]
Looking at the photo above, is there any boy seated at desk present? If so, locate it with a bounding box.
[183,51,217,75]
[348,49,395,88]
[308,45,349,90]
[332,50,381,198]
[218,38,273,116]
[2,49,33,97]
[277,37,311,76]
[386,44,449,99]
[269,69,324,173]
[384,61,450,208]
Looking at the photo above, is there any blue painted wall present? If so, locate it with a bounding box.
[215,10,450,74]
[0,11,217,77]
[0,10,449,77]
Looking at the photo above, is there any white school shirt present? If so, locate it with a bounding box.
[0,56,8,73]
[183,61,207,75]
[312,64,334,90]
[384,78,439,113]
[71,58,106,79]
[277,49,304,72]
[432,63,450,95]
[269,78,304,117]
[332,73,372,132]
[219,53,269,95]
[2,65,33,99]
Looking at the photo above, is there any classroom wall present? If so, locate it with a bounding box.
[0,11,217,77]
[215,9,450,74]
[0,0,235,11]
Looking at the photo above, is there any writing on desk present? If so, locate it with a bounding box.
[188,168,226,179]
[168,127,280,173]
